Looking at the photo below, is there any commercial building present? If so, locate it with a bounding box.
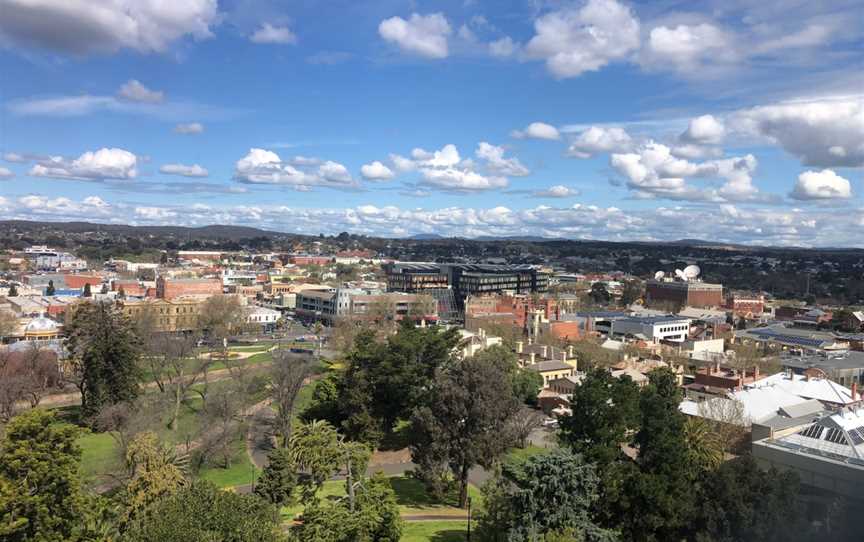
[782,351,864,389]
[645,279,723,308]
[155,277,222,300]
[120,298,204,332]
[384,263,549,312]
[295,288,437,324]
[610,315,692,343]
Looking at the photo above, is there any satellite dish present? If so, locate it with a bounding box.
[674,268,686,281]
[654,271,665,280]
[683,265,701,280]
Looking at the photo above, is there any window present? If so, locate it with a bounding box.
[824,427,848,445]
[798,424,824,440]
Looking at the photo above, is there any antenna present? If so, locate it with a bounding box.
[654,271,665,280]
[683,265,701,281]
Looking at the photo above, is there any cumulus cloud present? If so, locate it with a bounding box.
[15,194,113,217]
[489,36,518,58]
[681,114,725,144]
[610,141,762,202]
[250,23,297,44]
[159,163,208,177]
[28,148,137,181]
[476,142,530,176]
[730,96,864,168]
[135,206,177,219]
[524,0,640,78]
[511,122,560,140]
[117,79,164,103]
[567,126,633,158]
[0,0,219,55]
[360,161,395,181]
[0,167,13,179]
[790,169,852,201]
[174,122,204,134]
[233,148,356,190]
[379,13,451,59]
[533,185,581,198]
[420,168,507,192]
[641,23,735,75]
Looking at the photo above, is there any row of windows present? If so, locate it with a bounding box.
[659,324,688,333]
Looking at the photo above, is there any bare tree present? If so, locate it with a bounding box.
[198,295,244,347]
[0,310,17,340]
[147,333,212,431]
[697,397,748,455]
[507,408,546,449]
[270,351,314,446]
[196,383,247,469]
[94,395,172,479]
[0,345,61,421]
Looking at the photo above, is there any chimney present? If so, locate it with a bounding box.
[852,382,858,402]
[530,352,536,364]
[714,361,721,374]
[479,327,485,338]
[516,341,523,353]
[568,345,574,358]
[541,345,548,358]
[753,365,759,380]
[528,337,533,345]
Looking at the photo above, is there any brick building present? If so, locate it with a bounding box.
[155,277,222,300]
[645,279,723,309]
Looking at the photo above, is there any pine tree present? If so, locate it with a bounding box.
[7,283,18,297]
[46,280,56,296]
[82,283,92,297]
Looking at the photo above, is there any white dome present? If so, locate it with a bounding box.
[25,316,58,333]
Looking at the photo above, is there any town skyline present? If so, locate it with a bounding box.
[1,0,862,247]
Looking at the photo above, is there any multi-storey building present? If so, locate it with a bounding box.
[155,277,222,300]
[119,298,204,332]
[645,279,723,309]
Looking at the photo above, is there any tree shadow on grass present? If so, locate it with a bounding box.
[430,531,467,542]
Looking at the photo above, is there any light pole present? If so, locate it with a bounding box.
[467,496,472,541]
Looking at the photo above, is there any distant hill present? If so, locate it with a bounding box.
[409,233,445,240]
[0,220,289,241]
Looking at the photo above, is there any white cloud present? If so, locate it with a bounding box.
[159,163,208,177]
[117,79,164,103]
[135,206,177,219]
[411,144,461,167]
[511,121,560,140]
[250,23,297,44]
[476,142,529,176]
[174,122,204,134]
[681,114,725,144]
[360,161,395,181]
[3,152,26,163]
[790,169,852,201]
[419,168,508,191]
[378,13,451,59]
[567,126,633,158]
[233,148,356,189]
[29,147,137,181]
[730,96,864,168]
[0,0,219,54]
[0,167,13,179]
[489,36,518,58]
[524,0,640,78]
[534,185,580,198]
[610,141,762,202]
[642,23,735,74]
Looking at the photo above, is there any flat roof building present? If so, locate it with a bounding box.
[646,279,723,309]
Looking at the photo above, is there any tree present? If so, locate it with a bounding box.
[122,480,284,542]
[0,409,91,542]
[507,408,545,449]
[410,353,522,508]
[294,472,401,542]
[46,280,56,296]
[64,301,142,420]
[0,309,17,340]
[588,282,611,305]
[619,280,642,306]
[476,449,618,542]
[121,431,187,526]
[287,420,344,499]
[194,381,248,470]
[558,368,640,466]
[619,368,698,542]
[7,283,18,297]
[146,333,210,431]
[198,294,244,345]
[100,283,109,295]
[690,457,804,542]
[82,283,92,297]
[270,351,314,445]
[254,448,297,506]
[0,345,61,421]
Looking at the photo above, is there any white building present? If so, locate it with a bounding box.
[245,306,282,328]
[610,315,692,343]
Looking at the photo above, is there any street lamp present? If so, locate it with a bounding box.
[467,496,472,541]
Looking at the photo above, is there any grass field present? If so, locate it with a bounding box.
[280,475,479,521]
[197,439,260,489]
[78,431,122,482]
[401,521,469,542]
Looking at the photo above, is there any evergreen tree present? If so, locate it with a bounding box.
[82,283,92,297]
[46,280,55,296]
[64,301,142,419]
[0,409,92,542]
[7,283,18,297]
[254,448,297,506]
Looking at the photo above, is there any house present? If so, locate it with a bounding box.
[458,328,502,359]
[526,360,576,386]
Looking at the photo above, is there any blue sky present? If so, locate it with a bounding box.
[0,0,862,246]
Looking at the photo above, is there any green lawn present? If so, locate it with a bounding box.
[78,431,122,482]
[504,444,550,467]
[279,475,478,521]
[401,521,469,542]
[197,445,260,489]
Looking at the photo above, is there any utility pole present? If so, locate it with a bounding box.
[466,496,472,541]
